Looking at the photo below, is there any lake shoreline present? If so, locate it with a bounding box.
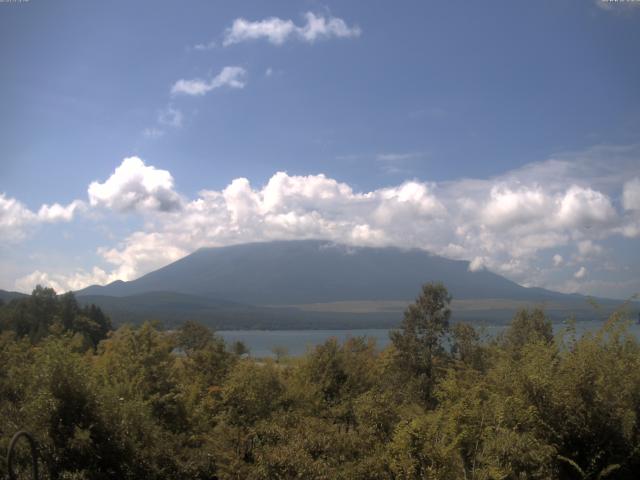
[217,319,640,358]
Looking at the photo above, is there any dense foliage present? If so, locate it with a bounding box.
[1,284,640,479]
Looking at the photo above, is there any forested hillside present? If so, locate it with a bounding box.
[1,285,640,479]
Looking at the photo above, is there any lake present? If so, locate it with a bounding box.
[219,319,640,358]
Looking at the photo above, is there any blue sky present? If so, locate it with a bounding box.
[1,0,639,299]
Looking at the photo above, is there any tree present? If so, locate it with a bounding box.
[501,307,553,351]
[95,322,186,432]
[271,345,288,363]
[176,320,214,352]
[231,340,250,357]
[0,287,111,348]
[450,322,486,370]
[389,282,451,404]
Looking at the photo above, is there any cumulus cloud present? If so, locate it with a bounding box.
[87,157,182,213]
[574,266,587,279]
[171,66,247,96]
[482,185,550,229]
[3,156,181,246]
[98,232,188,283]
[0,194,83,244]
[468,257,487,272]
[88,172,445,283]
[622,178,640,211]
[553,254,563,267]
[223,12,361,46]
[297,12,362,42]
[65,150,639,291]
[224,17,295,46]
[15,267,114,294]
[5,145,640,297]
[479,184,616,233]
[0,194,37,243]
[556,185,616,228]
[577,240,603,257]
[37,200,85,222]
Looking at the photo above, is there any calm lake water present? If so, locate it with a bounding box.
[219,320,640,358]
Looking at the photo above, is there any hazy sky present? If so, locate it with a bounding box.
[1,0,639,299]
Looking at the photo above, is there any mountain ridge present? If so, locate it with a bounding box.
[68,240,636,328]
[3,240,632,329]
[76,239,573,304]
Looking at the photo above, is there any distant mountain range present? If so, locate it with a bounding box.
[3,240,634,329]
[0,289,27,303]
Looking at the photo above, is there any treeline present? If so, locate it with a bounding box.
[0,286,111,347]
[1,284,640,479]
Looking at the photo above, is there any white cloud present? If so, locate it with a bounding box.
[468,257,487,272]
[223,12,360,46]
[87,172,445,283]
[574,266,587,279]
[87,157,182,213]
[595,0,640,12]
[15,270,64,293]
[0,194,82,244]
[171,66,247,96]
[0,194,37,243]
[5,145,640,297]
[98,232,188,283]
[622,177,640,211]
[14,267,114,294]
[577,240,603,257]
[224,17,295,46]
[553,254,563,267]
[37,200,84,222]
[297,12,362,42]
[556,185,616,228]
[482,185,550,229]
[80,150,639,290]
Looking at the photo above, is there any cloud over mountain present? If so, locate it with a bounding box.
[7,146,640,298]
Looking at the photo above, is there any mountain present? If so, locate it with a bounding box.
[78,240,568,303]
[74,240,632,328]
[0,289,28,303]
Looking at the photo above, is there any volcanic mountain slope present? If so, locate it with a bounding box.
[73,240,631,328]
[77,240,573,303]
